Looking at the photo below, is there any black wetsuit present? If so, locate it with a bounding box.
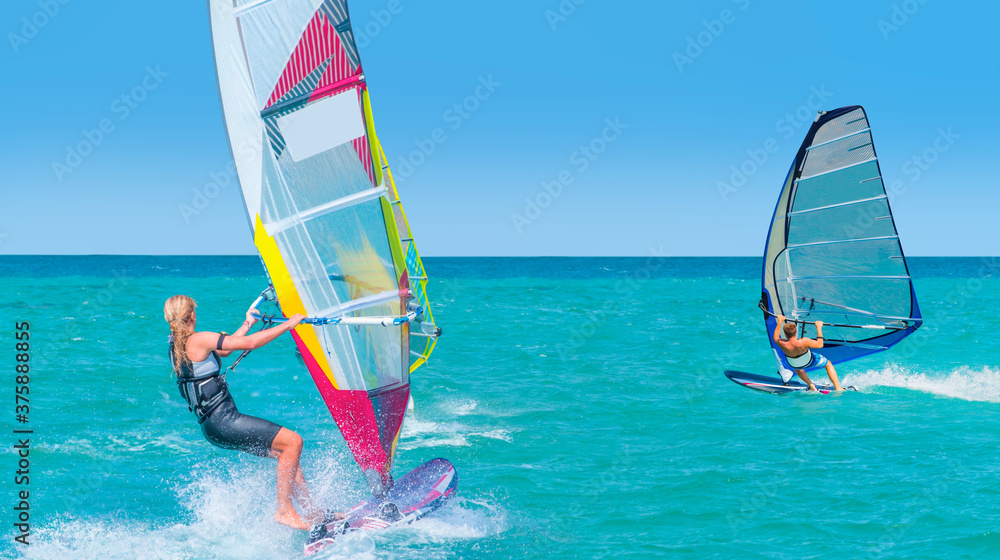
[170,334,283,457]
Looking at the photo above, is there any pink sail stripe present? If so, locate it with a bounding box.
[305,75,365,104]
[353,136,373,185]
[311,15,355,92]
[291,330,388,475]
[266,11,356,109]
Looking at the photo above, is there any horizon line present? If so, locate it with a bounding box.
[0,254,992,259]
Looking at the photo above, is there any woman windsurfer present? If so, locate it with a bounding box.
[164,294,321,530]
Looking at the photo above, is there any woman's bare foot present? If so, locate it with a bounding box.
[275,507,311,530]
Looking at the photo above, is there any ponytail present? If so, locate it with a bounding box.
[163,295,197,375]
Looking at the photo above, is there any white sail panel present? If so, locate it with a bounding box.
[236,0,325,109]
[208,0,266,229]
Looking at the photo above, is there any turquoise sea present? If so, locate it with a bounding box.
[2,256,1000,559]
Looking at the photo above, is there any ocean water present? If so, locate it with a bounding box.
[2,256,999,559]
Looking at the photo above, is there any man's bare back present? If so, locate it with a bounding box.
[774,330,819,358]
[772,315,843,391]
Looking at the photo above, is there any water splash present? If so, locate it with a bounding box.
[448,400,479,416]
[398,433,471,451]
[17,459,502,560]
[845,364,1000,402]
[400,411,512,449]
[18,469,311,559]
[470,429,513,443]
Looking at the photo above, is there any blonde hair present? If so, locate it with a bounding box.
[782,322,797,338]
[164,295,197,374]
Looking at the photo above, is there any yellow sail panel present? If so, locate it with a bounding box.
[253,214,337,388]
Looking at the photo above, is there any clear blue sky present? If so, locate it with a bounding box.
[2,0,996,256]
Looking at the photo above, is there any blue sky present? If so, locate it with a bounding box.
[2,0,996,256]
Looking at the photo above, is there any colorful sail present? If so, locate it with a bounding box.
[761,106,922,370]
[208,0,440,486]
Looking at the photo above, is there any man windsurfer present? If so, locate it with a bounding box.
[164,295,330,530]
[773,315,844,392]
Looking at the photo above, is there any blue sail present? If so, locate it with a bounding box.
[761,106,922,370]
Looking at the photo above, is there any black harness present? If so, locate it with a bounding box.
[169,334,231,424]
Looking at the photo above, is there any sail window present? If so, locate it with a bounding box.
[277,90,365,162]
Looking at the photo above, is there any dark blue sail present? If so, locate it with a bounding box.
[761,106,922,371]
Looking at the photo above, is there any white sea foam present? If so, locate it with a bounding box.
[19,463,502,560]
[24,460,331,559]
[369,497,507,552]
[401,400,511,452]
[470,429,513,443]
[403,497,507,540]
[38,437,103,458]
[19,477,319,559]
[448,400,479,416]
[44,428,197,458]
[400,415,442,437]
[398,434,470,450]
[845,364,1000,402]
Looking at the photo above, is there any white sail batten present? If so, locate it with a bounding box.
[264,186,387,235]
